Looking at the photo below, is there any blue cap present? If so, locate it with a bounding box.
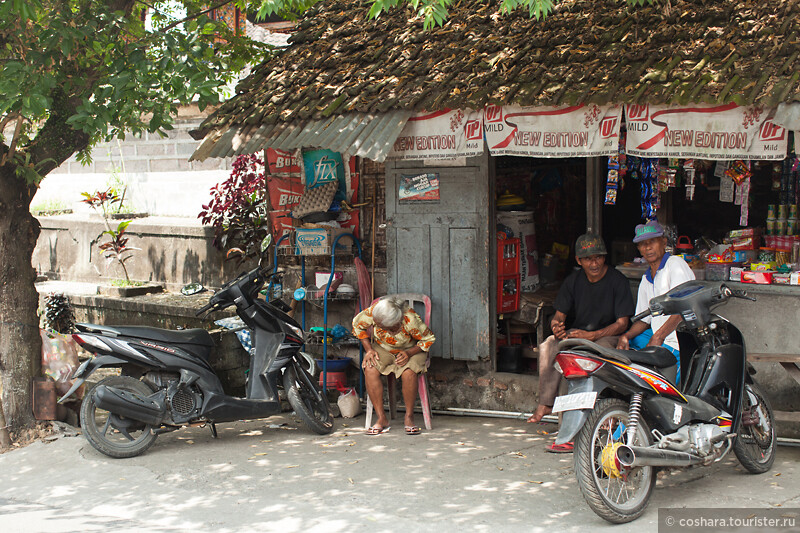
[633,220,665,243]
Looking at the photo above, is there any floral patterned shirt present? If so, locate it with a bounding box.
[352,304,435,353]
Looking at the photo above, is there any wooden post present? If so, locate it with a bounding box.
[370,178,377,302]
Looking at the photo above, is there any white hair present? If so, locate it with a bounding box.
[372,296,407,328]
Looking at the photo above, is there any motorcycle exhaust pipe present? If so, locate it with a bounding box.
[616,444,705,468]
[93,385,166,427]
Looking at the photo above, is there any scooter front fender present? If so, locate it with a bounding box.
[554,377,609,445]
[57,355,127,404]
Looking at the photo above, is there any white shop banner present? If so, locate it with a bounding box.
[625,103,788,160]
[387,109,484,160]
[485,104,622,157]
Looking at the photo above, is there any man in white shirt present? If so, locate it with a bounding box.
[617,220,695,382]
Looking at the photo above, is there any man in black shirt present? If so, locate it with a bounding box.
[527,234,635,452]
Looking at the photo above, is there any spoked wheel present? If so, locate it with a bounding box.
[734,383,776,474]
[80,375,158,458]
[283,364,334,435]
[574,398,656,524]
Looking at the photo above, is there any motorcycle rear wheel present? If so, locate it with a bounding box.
[574,398,656,524]
[734,382,775,474]
[80,375,158,458]
[283,365,334,435]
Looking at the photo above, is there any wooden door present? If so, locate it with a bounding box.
[384,154,491,360]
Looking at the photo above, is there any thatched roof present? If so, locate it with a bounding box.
[192,0,800,153]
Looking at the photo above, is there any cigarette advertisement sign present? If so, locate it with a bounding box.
[399,173,440,202]
[387,109,484,160]
[625,104,788,160]
[485,104,622,157]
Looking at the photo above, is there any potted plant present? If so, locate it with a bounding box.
[81,188,161,297]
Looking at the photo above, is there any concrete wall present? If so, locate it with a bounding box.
[33,214,253,291]
[33,106,231,218]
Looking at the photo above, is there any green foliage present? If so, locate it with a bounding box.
[0,0,275,184]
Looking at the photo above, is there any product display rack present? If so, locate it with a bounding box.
[269,230,364,393]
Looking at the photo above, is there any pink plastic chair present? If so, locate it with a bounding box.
[364,293,433,430]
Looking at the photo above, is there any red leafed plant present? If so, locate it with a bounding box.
[198,154,269,264]
[81,188,139,283]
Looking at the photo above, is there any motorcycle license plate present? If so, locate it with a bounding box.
[552,391,597,413]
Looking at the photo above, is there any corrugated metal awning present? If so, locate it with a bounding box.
[189,111,412,163]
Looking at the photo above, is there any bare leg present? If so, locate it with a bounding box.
[365,365,389,428]
[401,368,419,428]
[528,335,559,423]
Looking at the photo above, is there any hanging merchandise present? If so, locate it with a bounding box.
[605,154,619,205]
[684,159,696,201]
[734,161,752,226]
[725,160,752,185]
[739,176,751,226]
[639,158,659,220]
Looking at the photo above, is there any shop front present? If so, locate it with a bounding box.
[189,0,800,417]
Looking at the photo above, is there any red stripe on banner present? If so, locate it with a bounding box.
[635,103,740,150]
[491,105,586,149]
[408,109,452,122]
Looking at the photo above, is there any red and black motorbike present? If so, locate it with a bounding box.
[551,280,775,523]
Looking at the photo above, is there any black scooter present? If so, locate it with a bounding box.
[59,241,333,458]
[550,281,775,523]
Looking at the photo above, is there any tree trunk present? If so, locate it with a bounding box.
[0,166,41,431]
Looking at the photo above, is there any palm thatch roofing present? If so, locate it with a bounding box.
[191,0,800,159]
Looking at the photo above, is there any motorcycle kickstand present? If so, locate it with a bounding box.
[209,423,218,438]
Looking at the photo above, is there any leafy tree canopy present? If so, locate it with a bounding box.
[0,0,282,184]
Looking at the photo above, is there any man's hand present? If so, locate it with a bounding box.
[616,336,630,350]
[566,329,596,341]
[551,319,567,340]
[394,350,410,367]
[646,334,665,348]
[362,348,380,369]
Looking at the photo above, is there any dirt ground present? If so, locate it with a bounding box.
[1,421,79,455]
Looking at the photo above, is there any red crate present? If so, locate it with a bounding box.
[497,274,520,313]
[497,238,520,277]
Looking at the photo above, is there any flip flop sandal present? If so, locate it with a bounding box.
[404,425,421,436]
[545,441,573,453]
[366,425,390,436]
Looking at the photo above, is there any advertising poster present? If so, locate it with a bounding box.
[399,173,440,202]
[625,104,788,160]
[485,104,622,157]
[297,150,360,238]
[265,148,302,238]
[387,109,484,160]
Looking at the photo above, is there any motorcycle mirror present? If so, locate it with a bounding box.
[181,282,206,296]
[260,234,273,254]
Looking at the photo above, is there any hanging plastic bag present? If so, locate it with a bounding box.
[40,329,84,399]
[337,387,361,418]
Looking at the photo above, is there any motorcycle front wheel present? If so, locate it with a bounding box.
[574,398,656,524]
[80,375,158,458]
[283,365,334,435]
[734,382,776,474]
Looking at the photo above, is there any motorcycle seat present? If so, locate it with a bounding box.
[76,323,215,347]
[557,338,676,368]
[624,346,677,369]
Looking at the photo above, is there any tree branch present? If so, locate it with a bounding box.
[0,116,23,167]
[158,0,238,33]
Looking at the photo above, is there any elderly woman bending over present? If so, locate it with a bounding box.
[352,296,435,435]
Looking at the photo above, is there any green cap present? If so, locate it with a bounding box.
[575,233,607,258]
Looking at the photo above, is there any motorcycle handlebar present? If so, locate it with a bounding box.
[632,309,651,322]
